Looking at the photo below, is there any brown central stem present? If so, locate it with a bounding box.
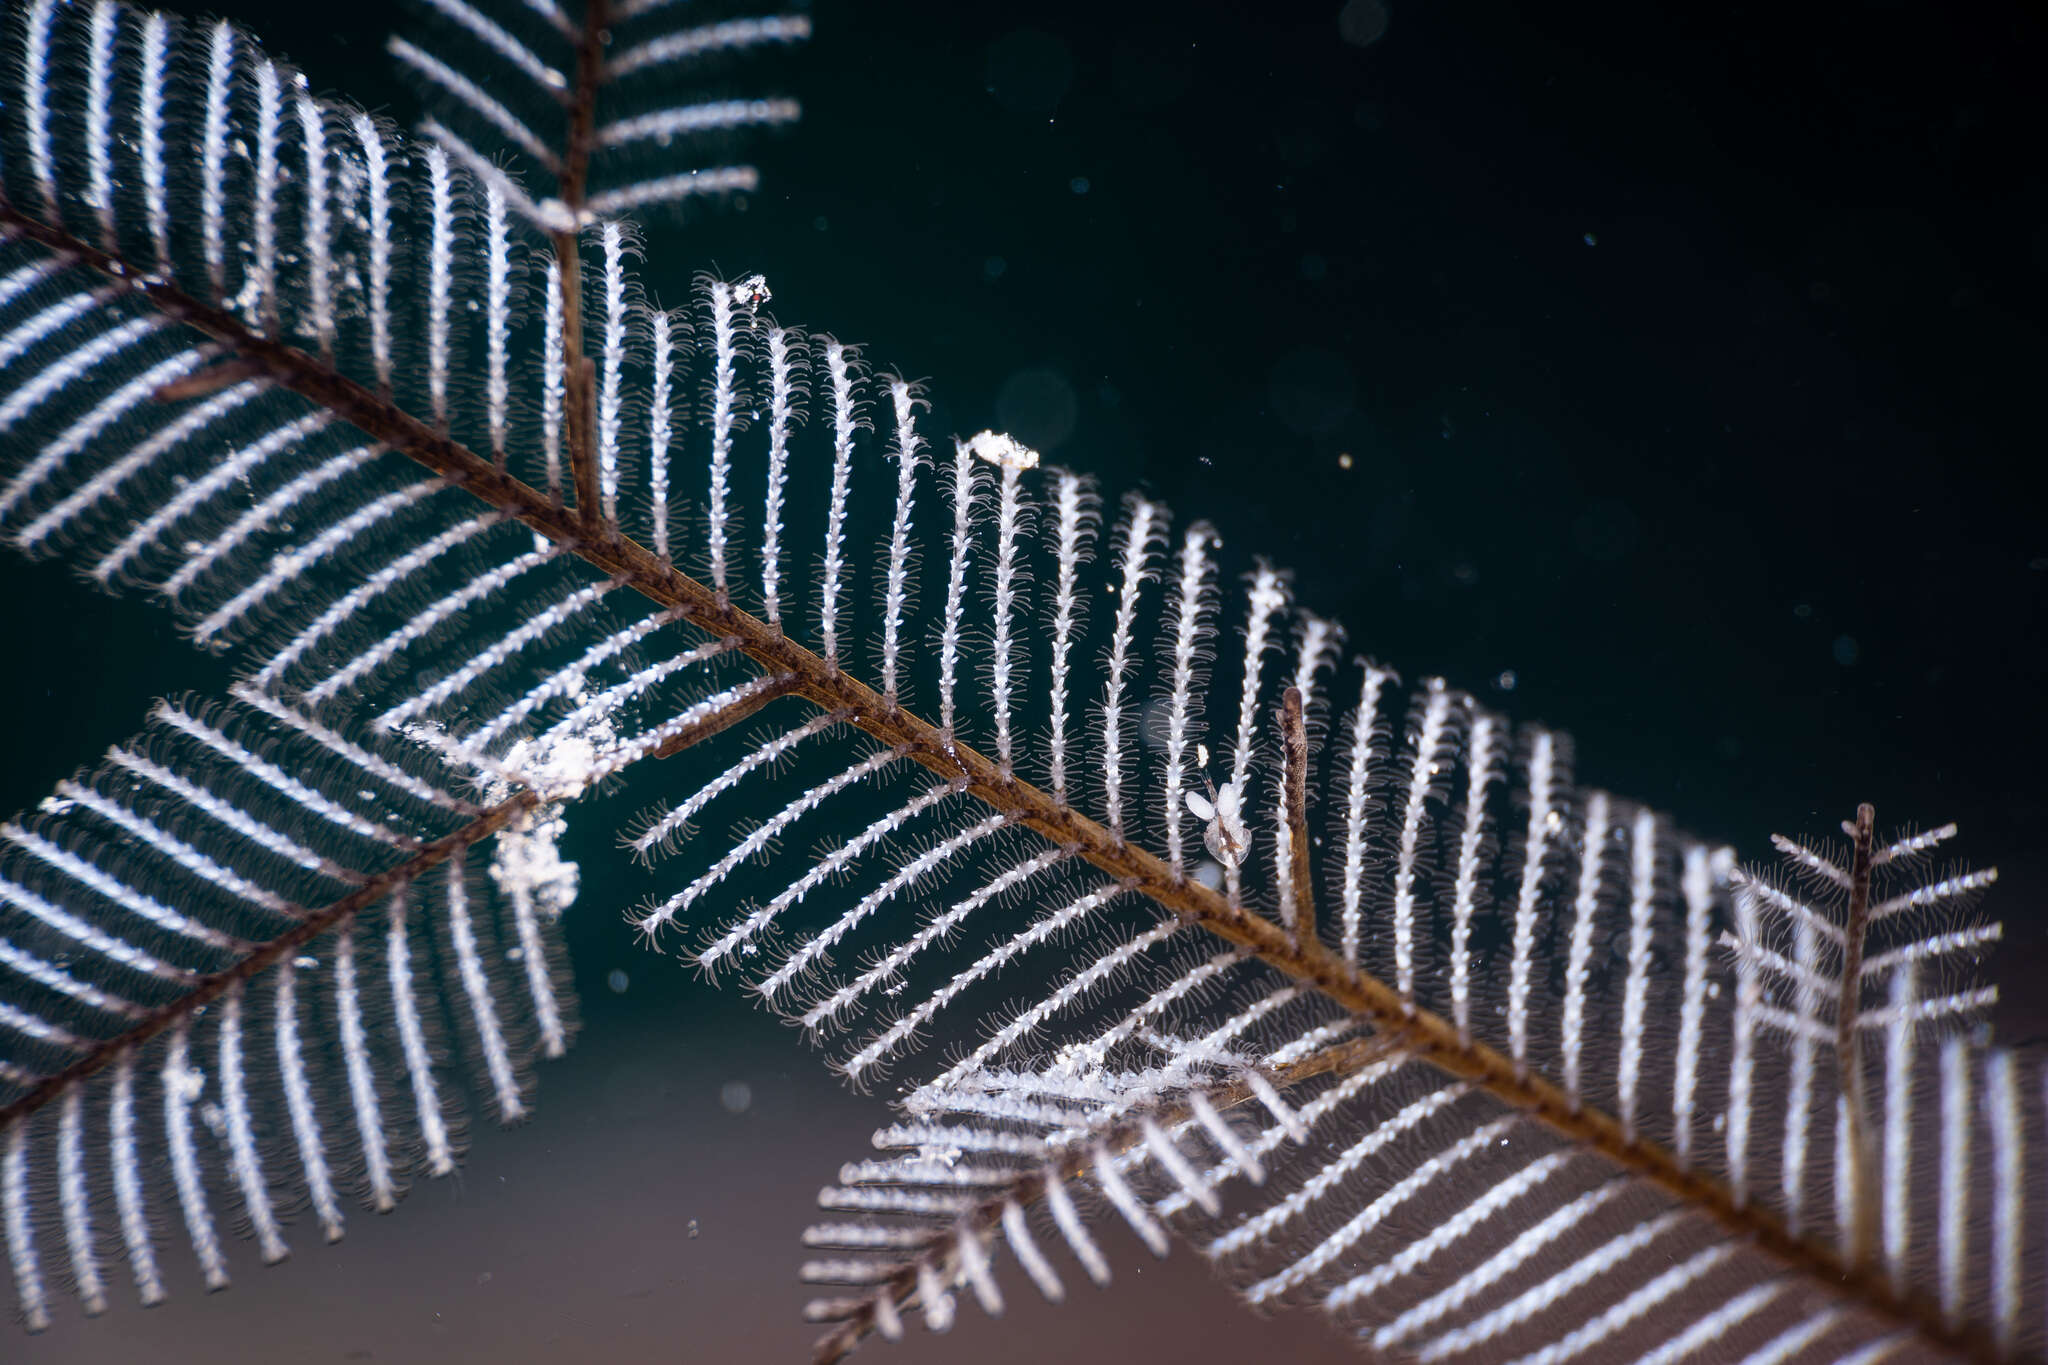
[0,205,2001,1364]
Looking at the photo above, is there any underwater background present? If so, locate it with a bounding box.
[5,0,2043,1360]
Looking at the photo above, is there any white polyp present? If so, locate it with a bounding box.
[880,380,925,703]
[937,440,980,739]
[711,782,961,981]
[1162,524,1217,877]
[138,14,170,266]
[763,811,1009,1002]
[584,671,796,787]
[706,279,742,595]
[1338,665,1393,966]
[1101,498,1164,836]
[631,712,839,859]
[1727,884,1762,1207]
[1189,1090,1262,1184]
[915,1260,953,1332]
[378,577,619,730]
[387,892,455,1176]
[350,113,395,394]
[425,145,455,428]
[297,94,336,356]
[1616,807,1657,1140]
[54,780,293,916]
[332,924,396,1211]
[1937,1035,1970,1331]
[386,36,556,169]
[482,182,512,464]
[1003,1199,1063,1302]
[1394,680,1455,1002]
[1249,1115,1517,1307]
[274,962,344,1241]
[1870,867,2001,921]
[1044,1167,1110,1285]
[1323,1151,1573,1315]
[21,0,58,223]
[163,1020,230,1289]
[249,59,282,333]
[598,224,629,526]
[640,749,902,940]
[94,410,332,584]
[2,346,206,531]
[1046,472,1092,798]
[542,256,565,500]
[584,166,761,220]
[254,510,500,691]
[2,1117,46,1331]
[1883,961,1915,1295]
[1,823,246,952]
[162,444,380,601]
[1984,1050,2021,1356]
[810,848,1067,1037]
[1211,1086,1469,1258]
[57,1085,105,1314]
[1673,842,1716,1167]
[109,1050,165,1303]
[84,1,118,248]
[1560,790,1610,1103]
[955,1223,1003,1315]
[762,327,796,625]
[597,97,802,147]
[217,983,289,1262]
[1408,1208,1686,1363]
[605,15,814,80]
[1227,565,1287,793]
[928,922,1184,1094]
[307,546,556,704]
[151,703,409,847]
[201,21,235,300]
[1142,1116,1219,1215]
[418,0,567,93]
[0,938,141,1020]
[1373,1176,1627,1350]
[987,458,1029,772]
[446,869,524,1122]
[1507,730,1560,1071]
[0,313,166,437]
[648,310,677,559]
[1448,710,1499,1041]
[1504,1244,1742,1365]
[0,872,193,985]
[1091,1141,1169,1256]
[819,342,857,663]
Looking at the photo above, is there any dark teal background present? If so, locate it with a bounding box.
[5,0,2044,1360]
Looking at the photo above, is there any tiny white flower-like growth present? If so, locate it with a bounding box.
[1186,778,1250,869]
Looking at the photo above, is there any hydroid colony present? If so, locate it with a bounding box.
[0,2,2034,1362]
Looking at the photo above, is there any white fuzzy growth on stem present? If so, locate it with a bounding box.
[1616,808,1658,1141]
[483,182,512,464]
[200,20,234,301]
[1394,680,1455,1002]
[249,59,283,335]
